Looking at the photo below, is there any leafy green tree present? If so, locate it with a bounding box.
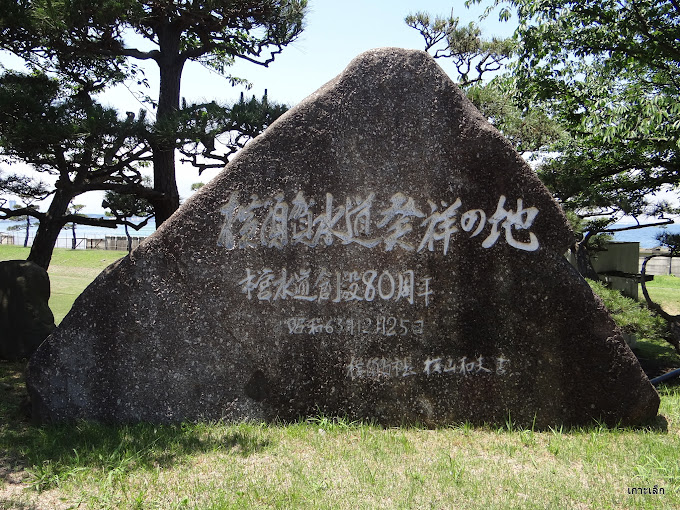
[0,71,159,269]
[0,0,307,226]
[435,0,680,280]
[465,76,564,154]
[407,10,564,159]
[103,188,154,252]
[467,0,680,236]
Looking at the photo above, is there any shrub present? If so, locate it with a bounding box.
[587,279,668,342]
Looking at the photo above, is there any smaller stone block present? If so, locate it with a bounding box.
[0,260,55,361]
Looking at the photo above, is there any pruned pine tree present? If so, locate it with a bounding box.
[405,10,515,88]
[0,0,307,226]
[0,71,159,269]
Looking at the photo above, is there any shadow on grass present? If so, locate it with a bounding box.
[1,421,273,491]
[635,338,680,372]
[1,361,272,492]
[0,501,33,510]
[3,358,677,493]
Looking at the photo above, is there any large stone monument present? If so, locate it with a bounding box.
[27,48,659,427]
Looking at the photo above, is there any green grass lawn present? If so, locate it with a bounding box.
[1,246,680,508]
[0,245,127,324]
[643,275,680,315]
[634,276,680,364]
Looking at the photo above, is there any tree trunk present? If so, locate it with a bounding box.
[572,240,600,280]
[24,216,30,247]
[71,223,77,250]
[151,27,185,226]
[28,190,73,270]
[150,143,181,226]
[125,223,132,253]
[640,256,680,355]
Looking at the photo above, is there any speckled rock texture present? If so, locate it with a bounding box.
[1,260,55,361]
[27,48,659,427]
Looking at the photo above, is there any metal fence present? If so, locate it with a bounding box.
[0,232,146,251]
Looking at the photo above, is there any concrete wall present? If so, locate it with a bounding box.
[103,236,145,251]
[638,253,678,276]
[599,274,640,300]
[566,242,641,299]
[85,236,146,251]
[590,242,640,274]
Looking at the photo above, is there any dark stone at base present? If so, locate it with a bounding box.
[0,260,55,361]
[26,48,659,427]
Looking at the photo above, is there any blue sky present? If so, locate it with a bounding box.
[181,0,513,106]
[2,0,516,212]
[99,0,515,116]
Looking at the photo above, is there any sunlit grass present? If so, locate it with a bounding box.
[643,275,680,315]
[1,358,679,510]
[0,245,127,324]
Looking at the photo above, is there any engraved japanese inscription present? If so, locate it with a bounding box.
[217,189,532,385]
[218,191,540,253]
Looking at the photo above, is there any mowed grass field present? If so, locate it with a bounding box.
[644,275,680,316]
[0,245,127,324]
[1,246,680,508]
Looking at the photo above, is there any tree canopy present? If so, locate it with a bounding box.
[406,9,563,158]
[0,0,302,268]
[467,0,680,233]
[0,70,159,268]
[0,68,289,269]
[0,0,307,225]
[405,10,515,88]
[177,91,289,174]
